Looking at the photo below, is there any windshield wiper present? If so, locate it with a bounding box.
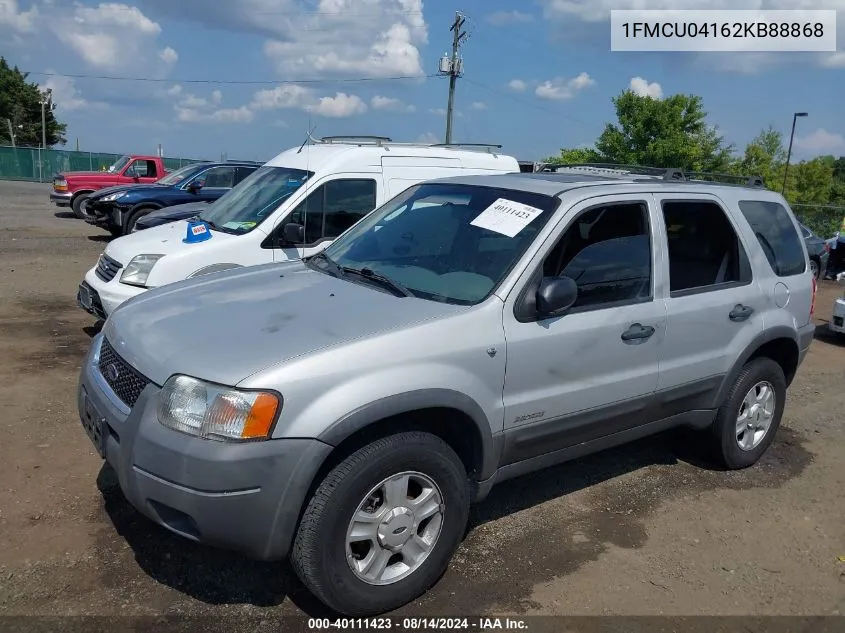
[342,267,415,298]
[307,251,345,278]
[201,218,236,235]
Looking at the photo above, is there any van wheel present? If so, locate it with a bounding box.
[291,432,470,616]
[711,358,786,469]
[71,194,92,220]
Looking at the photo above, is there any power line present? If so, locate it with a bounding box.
[27,71,437,86]
[461,77,590,126]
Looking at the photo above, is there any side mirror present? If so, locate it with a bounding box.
[188,180,204,193]
[131,174,140,181]
[536,276,578,318]
[283,222,305,245]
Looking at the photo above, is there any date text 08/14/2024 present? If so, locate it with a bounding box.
[307,618,529,630]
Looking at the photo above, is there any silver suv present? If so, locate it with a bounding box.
[77,167,816,615]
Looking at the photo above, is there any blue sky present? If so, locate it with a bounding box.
[1,0,842,163]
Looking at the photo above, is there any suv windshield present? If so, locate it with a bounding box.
[108,155,130,173]
[157,164,203,186]
[319,183,560,305]
[200,165,312,234]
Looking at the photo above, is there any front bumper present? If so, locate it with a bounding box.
[50,190,73,206]
[78,266,146,317]
[78,334,332,561]
[830,297,845,334]
[85,201,128,228]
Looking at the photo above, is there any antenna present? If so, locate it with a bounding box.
[296,121,318,154]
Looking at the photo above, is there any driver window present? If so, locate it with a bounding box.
[542,201,652,311]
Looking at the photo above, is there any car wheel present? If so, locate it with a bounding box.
[71,194,92,220]
[809,258,820,279]
[710,357,786,469]
[291,431,470,616]
[123,209,149,235]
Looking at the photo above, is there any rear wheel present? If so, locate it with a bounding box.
[809,257,820,279]
[71,194,92,220]
[291,431,470,615]
[710,357,786,469]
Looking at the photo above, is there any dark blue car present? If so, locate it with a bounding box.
[85,160,261,235]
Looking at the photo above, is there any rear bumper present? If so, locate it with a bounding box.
[78,335,332,561]
[50,190,73,206]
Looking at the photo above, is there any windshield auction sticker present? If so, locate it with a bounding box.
[471,198,543,238]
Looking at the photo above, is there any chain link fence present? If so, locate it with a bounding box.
[0,146,207,183]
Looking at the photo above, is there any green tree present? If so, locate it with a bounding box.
[728,125,786,190]
[0,57,67,147]
[548,90,732,171]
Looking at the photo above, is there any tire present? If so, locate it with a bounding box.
[809,258,820,280]
[291,431,470,616]
[71,194,92,220]
[710,357,786,469]
[124,208,154,235]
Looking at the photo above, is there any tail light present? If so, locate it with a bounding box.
[810,276,817,318]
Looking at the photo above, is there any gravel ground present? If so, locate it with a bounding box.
[0,180,843,625]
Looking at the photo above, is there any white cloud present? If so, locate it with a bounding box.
[250,84,317,110]
[0,0,39,32]
[535,72,595,101]
[176,105,254,124]
[166,84,183,96]
[178,94,208,108]
[508,79,527,92]
[159,46,178,64]
[794,128,845,155]
[429,108,447,116]
[49,3,177,75]
[820,52,845,68]
[39,72,88,111]
[312,93,367,118]
[417,131,440,143]
[470,101,488,110]
[629,76,663,99]
[485,10,534,26]
[371,95,416,113]
[211,90,222,105]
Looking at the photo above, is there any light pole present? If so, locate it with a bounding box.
[39,88,53,149]
[782,111,808,194]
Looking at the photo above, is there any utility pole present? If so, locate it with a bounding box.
[782,111,808,195]
[39,88,53,150]
[6,119,16,148]
[439,11,467,145]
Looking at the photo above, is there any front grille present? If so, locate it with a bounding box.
[95,253,123,283]
[98,338,151,408]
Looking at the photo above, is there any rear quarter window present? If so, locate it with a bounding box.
[737,200,806,277]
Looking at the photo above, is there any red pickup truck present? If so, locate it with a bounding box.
[50,154,169,219]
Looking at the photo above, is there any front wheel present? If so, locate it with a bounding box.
[710,357,786,469]
[71,194,92,220]
[291,431,470,615]
[809,258,820,279]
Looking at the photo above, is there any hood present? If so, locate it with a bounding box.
[143,201,209,222]
[102,260,462,386]
[103,219,236,264]
[88,183,151,200]
[59,170,115,180]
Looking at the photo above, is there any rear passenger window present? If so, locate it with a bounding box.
[542,202,652,310]
[738,200,806,277]
[662,200,751,295]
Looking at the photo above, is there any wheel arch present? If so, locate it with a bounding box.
[715,326,800,406]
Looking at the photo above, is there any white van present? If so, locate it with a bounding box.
[77,137,520,318]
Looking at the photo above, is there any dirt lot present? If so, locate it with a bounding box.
[0,179,843,622]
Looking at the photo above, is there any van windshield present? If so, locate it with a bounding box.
[199,166,313,234]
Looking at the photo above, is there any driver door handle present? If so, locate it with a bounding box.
[621,323,655,342]
[729,304,755,322]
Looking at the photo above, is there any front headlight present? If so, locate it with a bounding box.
[120,254,163,287]
[101,191,126,202]
[157,375,281,441]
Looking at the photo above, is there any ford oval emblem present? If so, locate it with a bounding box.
[105,363,120,382]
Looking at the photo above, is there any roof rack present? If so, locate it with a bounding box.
[306,134,503,154]
[538,162,764,188]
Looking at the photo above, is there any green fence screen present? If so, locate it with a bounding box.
[0,145,207,182]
